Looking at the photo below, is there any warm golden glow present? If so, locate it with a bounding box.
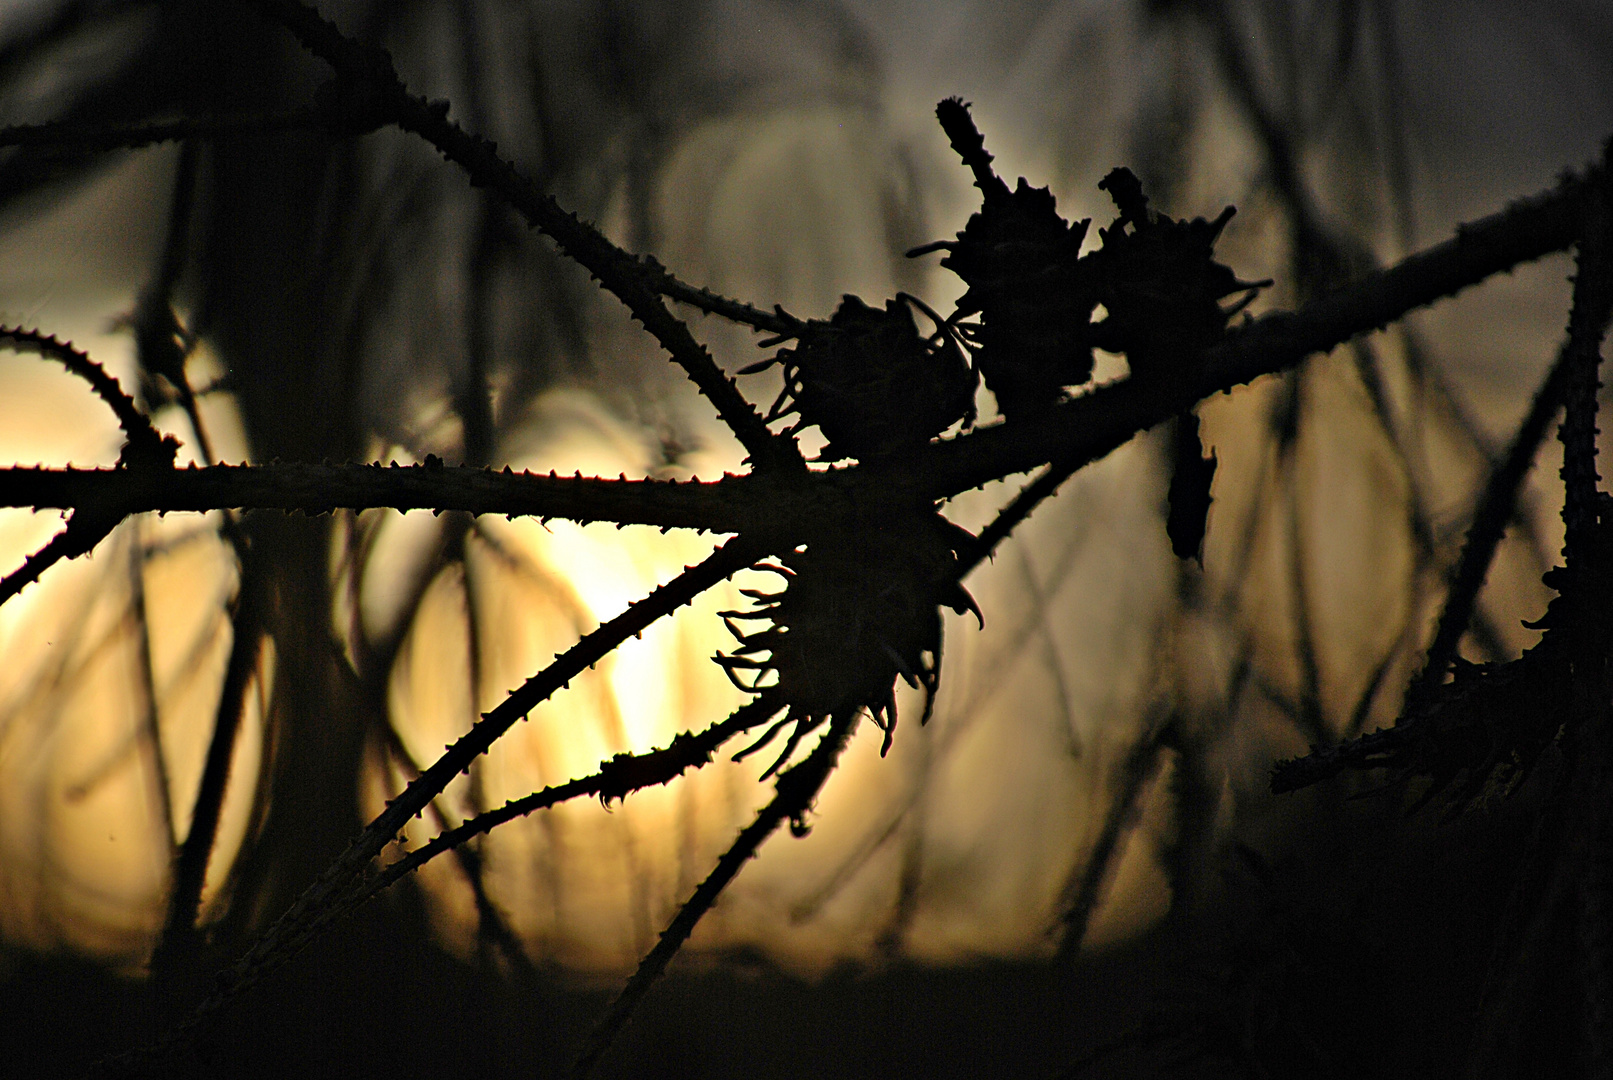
[0,30,1582,987]
[0,337,265,971]
[345,389,1181,976]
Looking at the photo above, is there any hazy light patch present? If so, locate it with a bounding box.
[0,513,261,968]
[0,285,263,968]
[362,389,1183,975]
[654,107,904,322]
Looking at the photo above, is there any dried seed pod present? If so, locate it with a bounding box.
[914,101,1264,419]
[913,98,1095,419]
[742,294,977,462]
[941,178,1097,420]
[1087,168,1265,385]
[1166,410,1217,566]
[716,511,980,772]
[909,161,1096,418]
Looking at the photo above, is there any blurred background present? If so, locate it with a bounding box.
[0,1,1609,1076]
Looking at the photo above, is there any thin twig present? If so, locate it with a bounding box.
[652,269,806,338]
[1408,339,1575,706]
[568,710,859,1080]
[1560,158,1613,569]
[451,0,498,470]
[350,695,782,911]
[150,560,264,972]
[127,520,178,853]
[0,525,81,607]
[0,326,163,455]
[101,534,771,1072]
[1276,384,1331,748]
[959,461,1077,576]
[373,706,533,978]
[0,107,323,152]
[1053,712,1171,964]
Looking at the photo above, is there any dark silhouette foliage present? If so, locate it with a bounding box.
[0,2,1609,1079]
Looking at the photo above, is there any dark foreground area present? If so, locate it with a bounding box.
[0,770,1583,1080]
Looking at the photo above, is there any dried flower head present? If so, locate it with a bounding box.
[913,100,1264,419]
[742,293,977,462]
[717,511,981,772]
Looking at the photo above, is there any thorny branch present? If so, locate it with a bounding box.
[568,710,860,1080]
[134,693,791,1033]
[94,534,771,1075]
[1,158,1597,535]
[1272,149,1613,800]
[0,327,175,606]
[354,695,785,910]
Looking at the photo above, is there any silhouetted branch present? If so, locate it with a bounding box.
[1409,335,1575,706]
[0,107,322,152]
[0,520,98,606]
[1054,712,1170,964]
[0,326,164,456]
[126,522,177,853]
[651,267,807,338]
[254,693,782,984]
[5,162,1596,541]
[0,332,179,607]
[884,160,1597,501]
[960,461,1076,576]
[1273,158,1613,797]
[1560,160,1613,568]
[1282,443,1332,748]
[351,694,782,910]
[0,461,775,532]
[247,0,801,472]
[151,563,263,974]
[104,534,770,1073]
[568,710,859,1080]
[372,700,532,975]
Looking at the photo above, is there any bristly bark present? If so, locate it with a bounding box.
[1,160,1597,544]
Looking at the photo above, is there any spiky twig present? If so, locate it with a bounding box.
[0,328,174,607]
[350,695,782,911]
[0,108,323,151]
[2,161,1596,537]
[568,710,859,1080]
[98,534,772,1073]
[1409,333,1576,707]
